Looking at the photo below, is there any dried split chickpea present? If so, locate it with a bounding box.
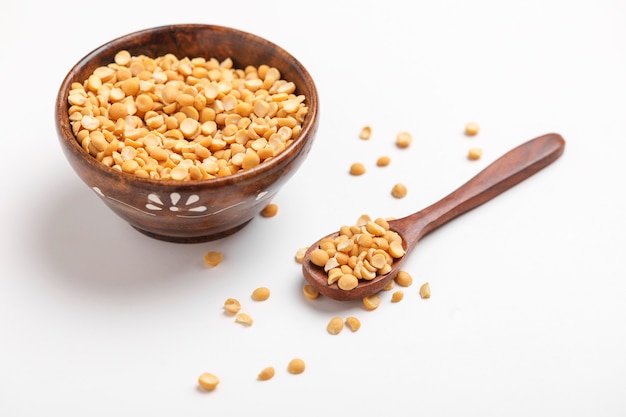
[465,122,480,136]
[302,284,320,300]
[198,372,220,391]
[306,215,405,292]
[363,294,381,310]
[235,312,254,326]
[396,131,412,148]
[345,316,361,332]
[260,203,279,217]
[376,155,391,167]
[251,287,270,301]
[419,282,431,299]
[327,317,344,335]
[468,148,483,160]
[391,290,404,303]
[223,298,241,314]
[349,162,366,176]
[391,183,408,199]
[295,247,308,264]
[287,358,306,374]
[258,367,275,381]
[359,125,372,140]
[67,51,309,181]
[204,251,223,266]
[395,270,413,287]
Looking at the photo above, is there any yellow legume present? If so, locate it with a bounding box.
[464,122,480,136]
[258,367,275,381]
[67,51,309,181]
[310,248,330,267]
[223,298,241,315]
[468,148,483,160]
[391,183,408,199]
[391,291,404,302]
[345,316,361,332]
[396,131,412,148]
[287,358,305,374]
[327,317,344,335]
[204,251,223,266]
[337,274,359,291]
[376,155,391,167]
[363,294,381,310]
[359,125,372,140]
[303,283,320,300]
[235,312,254,326]
[349,162,366,176]
[251,287,270,301]
[260,203,279,218]
[420,282,431,299]
[198,372,220,391]
[395,270,413,287]
[295,247,309,264]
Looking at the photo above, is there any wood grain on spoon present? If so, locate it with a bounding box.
[302,133,566,301]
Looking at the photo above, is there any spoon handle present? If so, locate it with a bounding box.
[397,133,566,246]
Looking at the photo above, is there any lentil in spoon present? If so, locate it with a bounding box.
[301,133,566,301]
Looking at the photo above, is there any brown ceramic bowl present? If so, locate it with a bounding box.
[55,24,319,243]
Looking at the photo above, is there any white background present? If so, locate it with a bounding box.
[1,1,625,416]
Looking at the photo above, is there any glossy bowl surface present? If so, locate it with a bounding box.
[55,24,319,243]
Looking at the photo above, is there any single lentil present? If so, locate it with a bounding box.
[363,294,381,310]
[465,122,480,136]
[302,284,320,300]
[395,270,413,287]
[204,251,223,266]
[223,298,241,314]
[396,131,412,148]
[345,316,361,332]
[258,367,275,381]
[376,155,391,167]
[295,247,309,264]
[327,317,344,335]
[359,125,372,139]
[468,148,483,160]
[287,358,306,374]
[235,312,254,326]
[391,183,408,199]
[349,162,366,176]
[260,203,279,217]
[198,372,220,391]
[251,287,270,301]
[391,291,404,303]
[420,282,431,299]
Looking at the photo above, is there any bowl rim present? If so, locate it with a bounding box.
[55,23,319,190]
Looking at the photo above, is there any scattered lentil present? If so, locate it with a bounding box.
[419,282,431,299]
[260,203,279,217]
[395,270,413,287]
[376,155,391,167]
[302,284,320,300]
[295,247,308,263]
[287,358,306,374]
[465,122,480,136]
[349,162,366,176]
[198,372,220,391]
[468,148,483,160]
[396,131,412,148]
[359,125,372,140]
[235,312,254,326]
[327,317,344,335]
[257,367,275,381]
[345,316,361,332]
[391,291,404,302]
[223,298,241,314]
[363,294,381,310]
[204,251,223,266]
[251,287,270,301]
[391,183,408,199]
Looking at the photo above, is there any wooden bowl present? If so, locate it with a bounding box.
[55,24,319,243]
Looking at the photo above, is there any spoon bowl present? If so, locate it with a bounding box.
[302,133,566,301]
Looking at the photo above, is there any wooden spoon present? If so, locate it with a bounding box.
[302,133,566,301]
